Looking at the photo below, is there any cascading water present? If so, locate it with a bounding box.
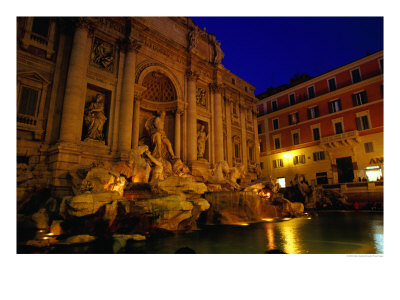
[199,191,281,225]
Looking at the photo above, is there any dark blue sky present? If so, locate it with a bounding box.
[191,17,383,95]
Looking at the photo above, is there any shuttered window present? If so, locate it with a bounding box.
[328,99,342,113]
[352,91,368,106]
[307,106,319,119]
[18,86,39,117]
[356,115,370,131]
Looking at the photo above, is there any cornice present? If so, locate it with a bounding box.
[257,74,383,121]
[257,51,383,102]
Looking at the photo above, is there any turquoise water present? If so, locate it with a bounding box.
[127,211,383,254]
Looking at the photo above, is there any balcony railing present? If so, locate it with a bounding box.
[320,130,360,148]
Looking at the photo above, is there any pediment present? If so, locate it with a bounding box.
[17,71,50,86]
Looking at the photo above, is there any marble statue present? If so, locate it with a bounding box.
[197,125,208,159]
[145,111,175,160]
[84,94,107,141]
[91,38,114,71]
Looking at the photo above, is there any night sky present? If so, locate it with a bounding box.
[191,17,383,95]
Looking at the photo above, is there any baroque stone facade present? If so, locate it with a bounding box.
[17,17,260,197]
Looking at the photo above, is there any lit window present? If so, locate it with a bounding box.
[307,106,319,119]
[328,99,342,113]
[273,159,284,168]
[364,142,374,153]
[352,91,368,106]
[288,112,299,125]
[293,155,306,165]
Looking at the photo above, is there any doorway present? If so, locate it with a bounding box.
[336,156,354,183]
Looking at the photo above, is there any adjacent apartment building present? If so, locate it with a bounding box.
[256,50,383,187]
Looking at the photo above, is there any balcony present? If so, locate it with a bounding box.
[320,130,360,148]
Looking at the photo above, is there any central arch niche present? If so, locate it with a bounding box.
[141,72,177,102]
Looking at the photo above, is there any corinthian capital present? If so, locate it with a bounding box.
[74,17,92,30]
[186,70,199,81]
[125,37,142,53]
[211,83,224,94]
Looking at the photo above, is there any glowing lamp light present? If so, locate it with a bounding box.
[283,153,292,159]
[237,223,249,226]
[262,218,274,222]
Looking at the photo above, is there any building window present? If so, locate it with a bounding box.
[273,159,284,168]
[292,132,300,145]
[352,91,368,106]
[274,137,281,149]
[328,78,336,92]
[18,86,39,119]
[32,17,50,38]
[260,162,264,170]
[272,118,279,130]
[316,172,328,185]
[334,121,343,134]
[245,87,248,92]
[351,68,362,83]
[234,143,240,158]
[308,86,315,99]
[232,102,237,115]
[289,93,296,106]
[288,112,299,125]
[379,59,383,73]
[313,151,326,161]
[257,124,262,134]
[272,100,278,112]
[259,140,265,152]
[356,114,370,131]
[307,106,319,119]
[312,127,321,141]
[293,155,306,165]
[17,72,50,133]
[364,142,374,153]
[328,99,342,113]
[249,147,254,161]
[232,78,236,85]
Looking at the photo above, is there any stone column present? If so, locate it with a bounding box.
[186,71,198,162]
[225,97,233,166]
[132,96,141,149]
[59,18,90,144]
[174,109,183,158]
[213,83,224,163]
[253,108,261,165]
[117,37,141,154]
[240,102,248,169]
